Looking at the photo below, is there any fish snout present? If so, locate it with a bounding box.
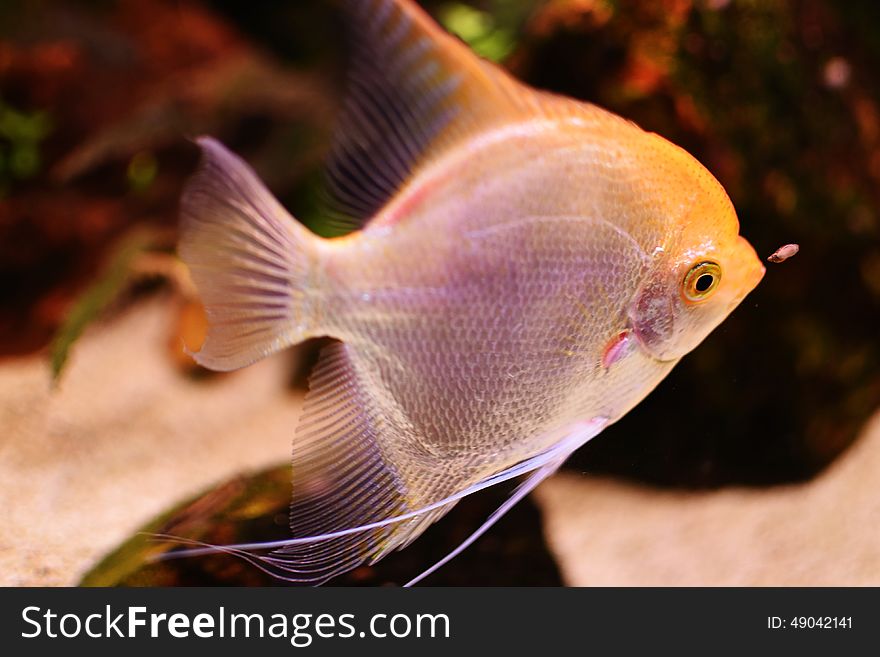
[726,235,766,309]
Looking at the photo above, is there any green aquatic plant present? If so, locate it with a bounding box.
[126,151,159,194]
[49,229,162,384]
[439,2,518,62]
[0,97,52,193]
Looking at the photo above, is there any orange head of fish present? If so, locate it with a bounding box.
[627,135,765,363]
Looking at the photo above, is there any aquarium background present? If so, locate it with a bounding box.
[1,0,878,585]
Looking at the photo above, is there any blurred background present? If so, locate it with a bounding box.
[2,0,879,586]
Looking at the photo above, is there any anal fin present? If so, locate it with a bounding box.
[272,341,432,584]
[154,413,606,585]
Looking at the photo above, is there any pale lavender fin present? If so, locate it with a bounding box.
[403,459,564,587]
[271,341,427,583]
[403,418,606,586]
[179,137,320,371]
[153,430,591,556]
[325,0,546,230]
[155,417,607,584]
[170,339,456,585]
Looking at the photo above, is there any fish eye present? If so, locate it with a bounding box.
[682,261,722,302]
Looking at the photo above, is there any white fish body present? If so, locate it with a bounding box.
[178,0,764,584]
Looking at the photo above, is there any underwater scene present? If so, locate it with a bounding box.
[1,0,878,586]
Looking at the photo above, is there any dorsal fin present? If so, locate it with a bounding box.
[324,0,557,230]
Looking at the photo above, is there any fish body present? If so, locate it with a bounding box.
[178,0,764,583]
[320,122,678,462]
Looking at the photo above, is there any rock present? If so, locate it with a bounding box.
[0,298,299,585]
[536,411,880,585]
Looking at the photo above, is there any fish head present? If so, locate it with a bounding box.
[627,137,765,363]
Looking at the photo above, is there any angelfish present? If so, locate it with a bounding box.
[177,0,765,585]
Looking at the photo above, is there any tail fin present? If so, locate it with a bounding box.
[179,137,321,371]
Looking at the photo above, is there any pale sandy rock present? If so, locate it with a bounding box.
[0,298,300,586]
[535,411,880,585]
